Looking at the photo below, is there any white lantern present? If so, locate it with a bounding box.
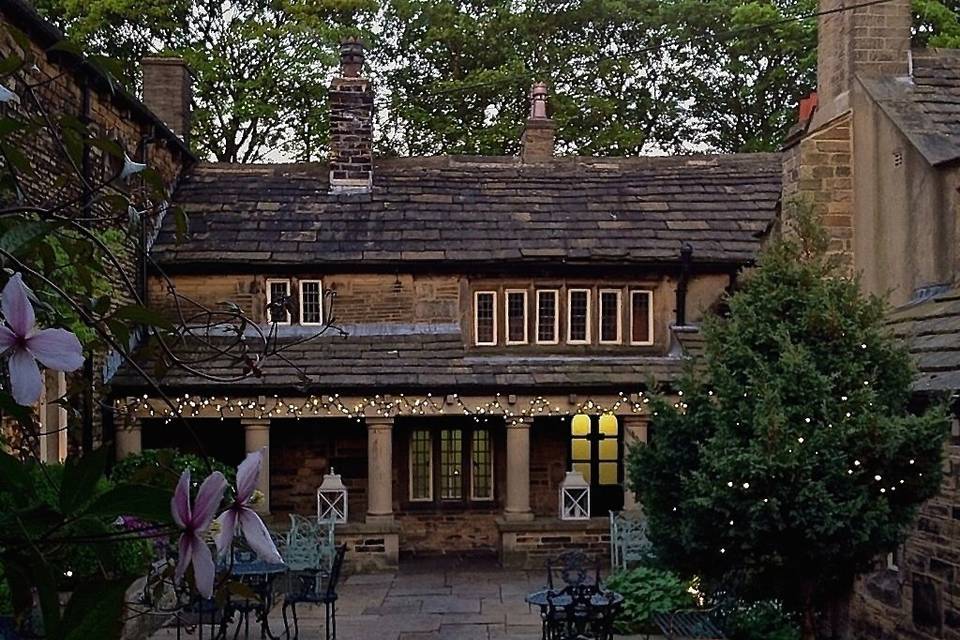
[317,468,348,523]
[559,469,590,520]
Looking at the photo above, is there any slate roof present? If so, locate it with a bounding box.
[859,48,960,166]
[110,325,695,395]
[156,154,782,270]
[888,286,960,393]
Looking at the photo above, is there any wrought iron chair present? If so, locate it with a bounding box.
[609,509,652,570]
[546,550,601,591]
[652,609,726,639]
[281,544,347,640]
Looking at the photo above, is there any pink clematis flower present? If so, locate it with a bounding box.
[172,469,228,599]
[215,448,282,564]
[0,273,83,406]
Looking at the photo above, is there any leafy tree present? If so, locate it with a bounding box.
[33,0,376,162]
[628,208,948,639]
[914,0,960,47]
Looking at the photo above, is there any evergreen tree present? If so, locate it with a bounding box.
[628,209,948,639]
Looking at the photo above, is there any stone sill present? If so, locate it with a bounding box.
[336,520,401,535]
[496,516,610,533]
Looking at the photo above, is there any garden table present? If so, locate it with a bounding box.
[526,587,623,640]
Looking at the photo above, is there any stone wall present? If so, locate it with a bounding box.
[498,518,611,570]
[852,432,960,639]
[781,113,854,269]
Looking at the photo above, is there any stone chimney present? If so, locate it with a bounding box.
[141,57,192,145]
[815,0,911,124]
[521,82,556,162]
[329,38,374,192]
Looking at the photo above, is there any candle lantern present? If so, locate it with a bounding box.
[559,469,591,520]
[317,468,348,523]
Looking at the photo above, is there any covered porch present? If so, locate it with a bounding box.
[114,392,650,570]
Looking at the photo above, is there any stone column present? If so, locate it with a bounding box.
[621,416,649,511]
[366,416,394,523]
[504,418,534,521]
[243,419,271,514]
[115,421,142,461]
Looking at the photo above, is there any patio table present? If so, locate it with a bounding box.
[526,588,623,640]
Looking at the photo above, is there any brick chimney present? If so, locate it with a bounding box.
[141,57,192,145]
[329,38,373,192]
[815,0,911,124]
[521,82,556,162]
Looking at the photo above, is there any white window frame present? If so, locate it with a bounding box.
[474,290,498,346]
[408,429,434,502]
[629,289,655,346]
[298,279,325,326]
[535,289,559,345]
[265,279,291,325]
[504,289,528,345]
[470,429,495,501]
[567,288,591,344]
[599,289,622,344]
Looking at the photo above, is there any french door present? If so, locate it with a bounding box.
[569,414,624,516]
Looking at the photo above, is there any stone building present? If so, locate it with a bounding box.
[786,1,960,637]
[107,41,783,568]
[0,1,194,457]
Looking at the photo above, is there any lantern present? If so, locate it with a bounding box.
[317,468,348,523]
[559,469,590,520]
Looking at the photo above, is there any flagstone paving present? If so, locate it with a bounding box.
[149,559,654,639]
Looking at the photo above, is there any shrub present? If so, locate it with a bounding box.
[604,566,697,634]
[724,600,801,640]
[111,448,235,488]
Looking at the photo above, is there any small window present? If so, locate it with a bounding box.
[471,429,494,500]
[505,289,528,344]
[299,279,324,325]
[536,290,559,344]
[599,289,622,344]
[630,290,653,345]
[567,289,591,344]
[409,429,433,501]
[266,279,291,325]
[439,429,463,500]
[474,291,497,346]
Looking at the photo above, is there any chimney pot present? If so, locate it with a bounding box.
[339,37,365,78]
[521,81,556,163]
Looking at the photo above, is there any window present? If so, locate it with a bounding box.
[407,426,495,505]
[569,413,624,516]
[471,430,494,500]
[474,291,497,345]
[439,429,463,499]
[599,289,622,344]
[409,430,433,501]
[536,290,558,344]
[299,279,324,325]
[567,289,591,344]
[505,290,528,344]
[630,290,654,345]
[266,279,291,325]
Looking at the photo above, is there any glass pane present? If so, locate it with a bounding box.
[573,462,591,484]
[440,429,463,499]
[569,290,589,341]
[301,281,323,324]
[598,462,618,485]
[537,291,557,342]
[599,439,618,461]
[476,293,495,344]
[268,281,289,323]
[571,414,591,436]
[599,414,619,436]
[600,291,620,342]
[471,430,493,500]
[571,439,591,461]
[507,292,527,343]
[631,291,652,343]
[410,430,432,500]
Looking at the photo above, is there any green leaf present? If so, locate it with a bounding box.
[47,39,84,57]
[59,447,109,514]
[0,448,33,496]
[89,137,125,160]
[0,54,23,76]
[0,219,50,256]
[173,206,189,244]
[62,579,132,640]
[85,483,174,524]
[113,304,173,330]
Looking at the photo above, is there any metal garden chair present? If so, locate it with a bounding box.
[609,510,652,571]
[281,544,347,640]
